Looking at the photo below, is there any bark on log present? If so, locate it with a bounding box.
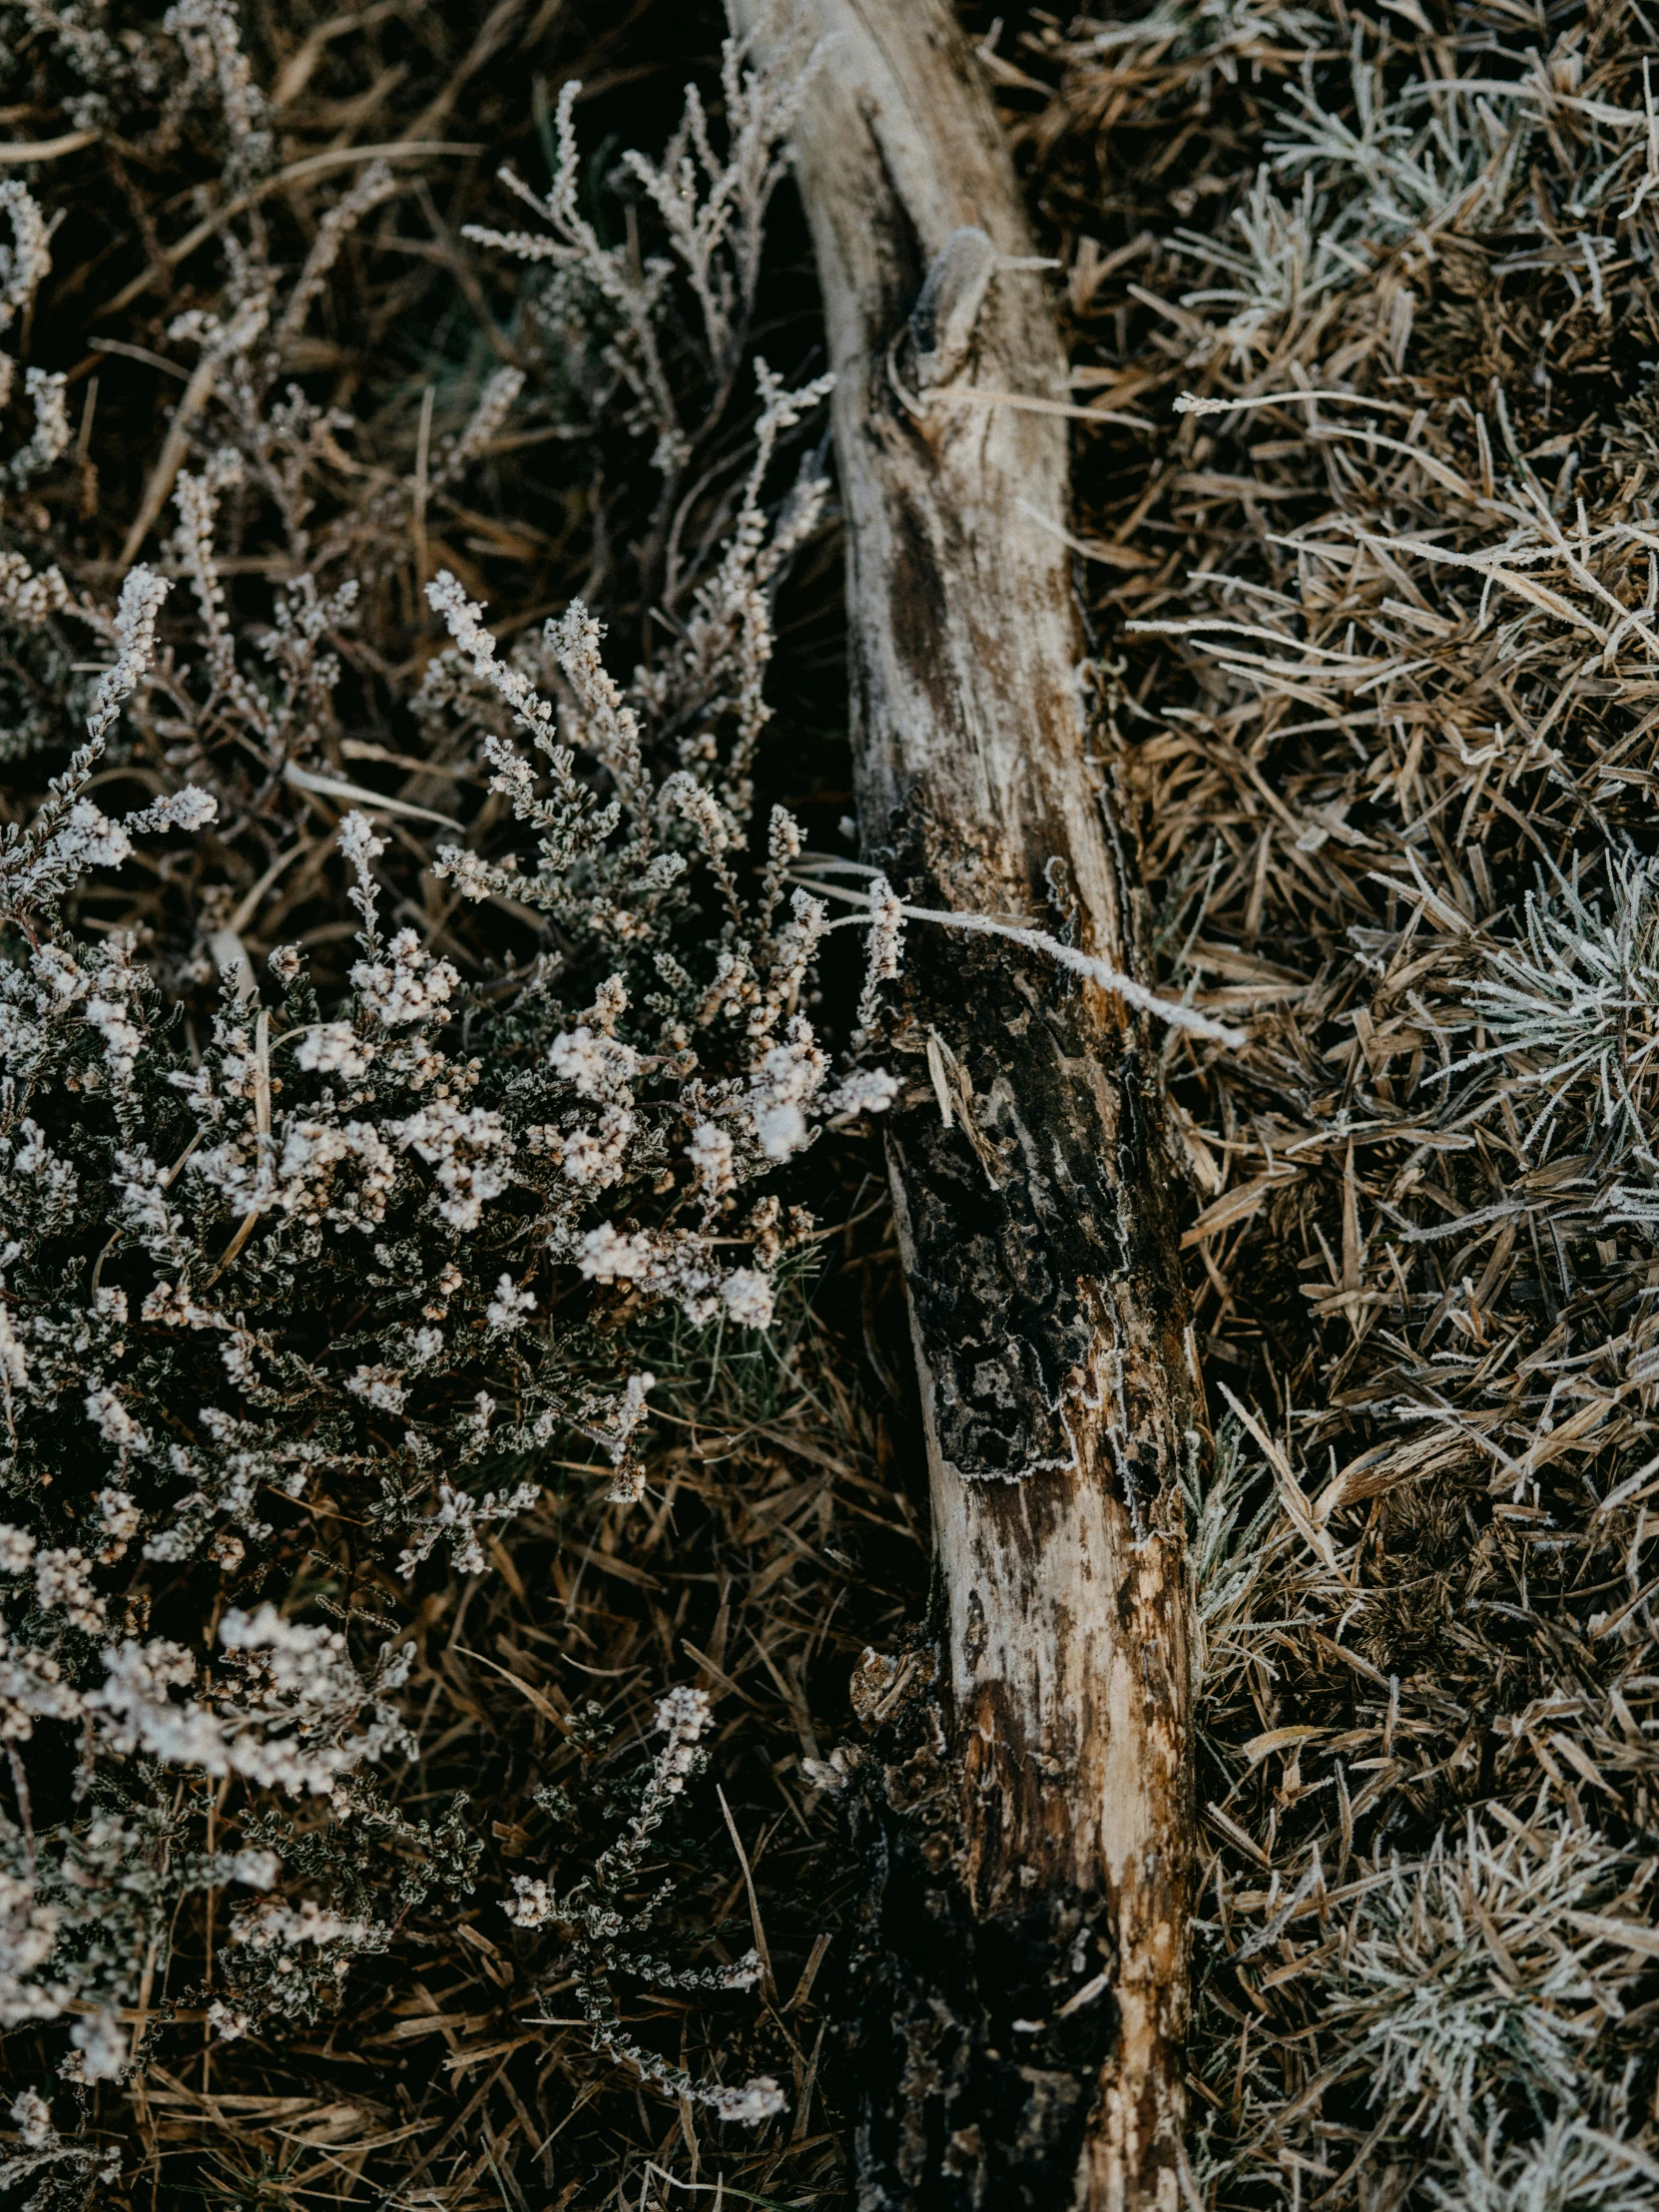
[742,5,1206,2205]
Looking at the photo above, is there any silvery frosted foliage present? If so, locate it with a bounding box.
[0,0,875,2121]
[1322,1817,1653,2135]
[1424,853,1659,1174]
[0,10,465,793]
[465,2,822,475]
[6,0,169,132]
[0,181,52,410]
[1424,2103,1659,2212]
[0,2089,120,2212]
[0,523,881,2060]
[0,183,86,768]
[1173,26,1541,365]
[507,1687,785,2125]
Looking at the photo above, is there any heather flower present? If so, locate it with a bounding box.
[0,6,882,2118]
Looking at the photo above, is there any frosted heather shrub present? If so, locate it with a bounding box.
[0,0,890,2133]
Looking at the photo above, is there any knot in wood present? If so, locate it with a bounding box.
[909,226,997,389]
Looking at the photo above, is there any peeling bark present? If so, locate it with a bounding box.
[741,4,1206,2204]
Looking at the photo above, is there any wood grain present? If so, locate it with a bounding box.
[742,3,1206,2203]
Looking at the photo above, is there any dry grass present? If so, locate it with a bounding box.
[985,0,1659,2202]
[6,0,1658,2207]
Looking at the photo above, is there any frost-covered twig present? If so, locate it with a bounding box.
[508,1688,785,2127]
[797,869,1246,1046]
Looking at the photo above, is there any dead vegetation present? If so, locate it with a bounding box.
[1,0,1657,2207]
[986,0,1659,2202]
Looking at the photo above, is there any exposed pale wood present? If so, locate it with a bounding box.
[738,3,1206,2206]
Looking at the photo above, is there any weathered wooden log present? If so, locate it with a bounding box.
[741,4,1206,2204]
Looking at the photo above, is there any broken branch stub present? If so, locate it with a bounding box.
[742,2,1206,2205]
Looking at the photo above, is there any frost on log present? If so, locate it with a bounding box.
[737,2,1207,2206]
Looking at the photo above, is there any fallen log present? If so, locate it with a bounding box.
[742,4,1208,2205]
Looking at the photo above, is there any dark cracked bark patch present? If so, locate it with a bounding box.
[830,1657,1119,2211]
[884,911,1182,1514]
